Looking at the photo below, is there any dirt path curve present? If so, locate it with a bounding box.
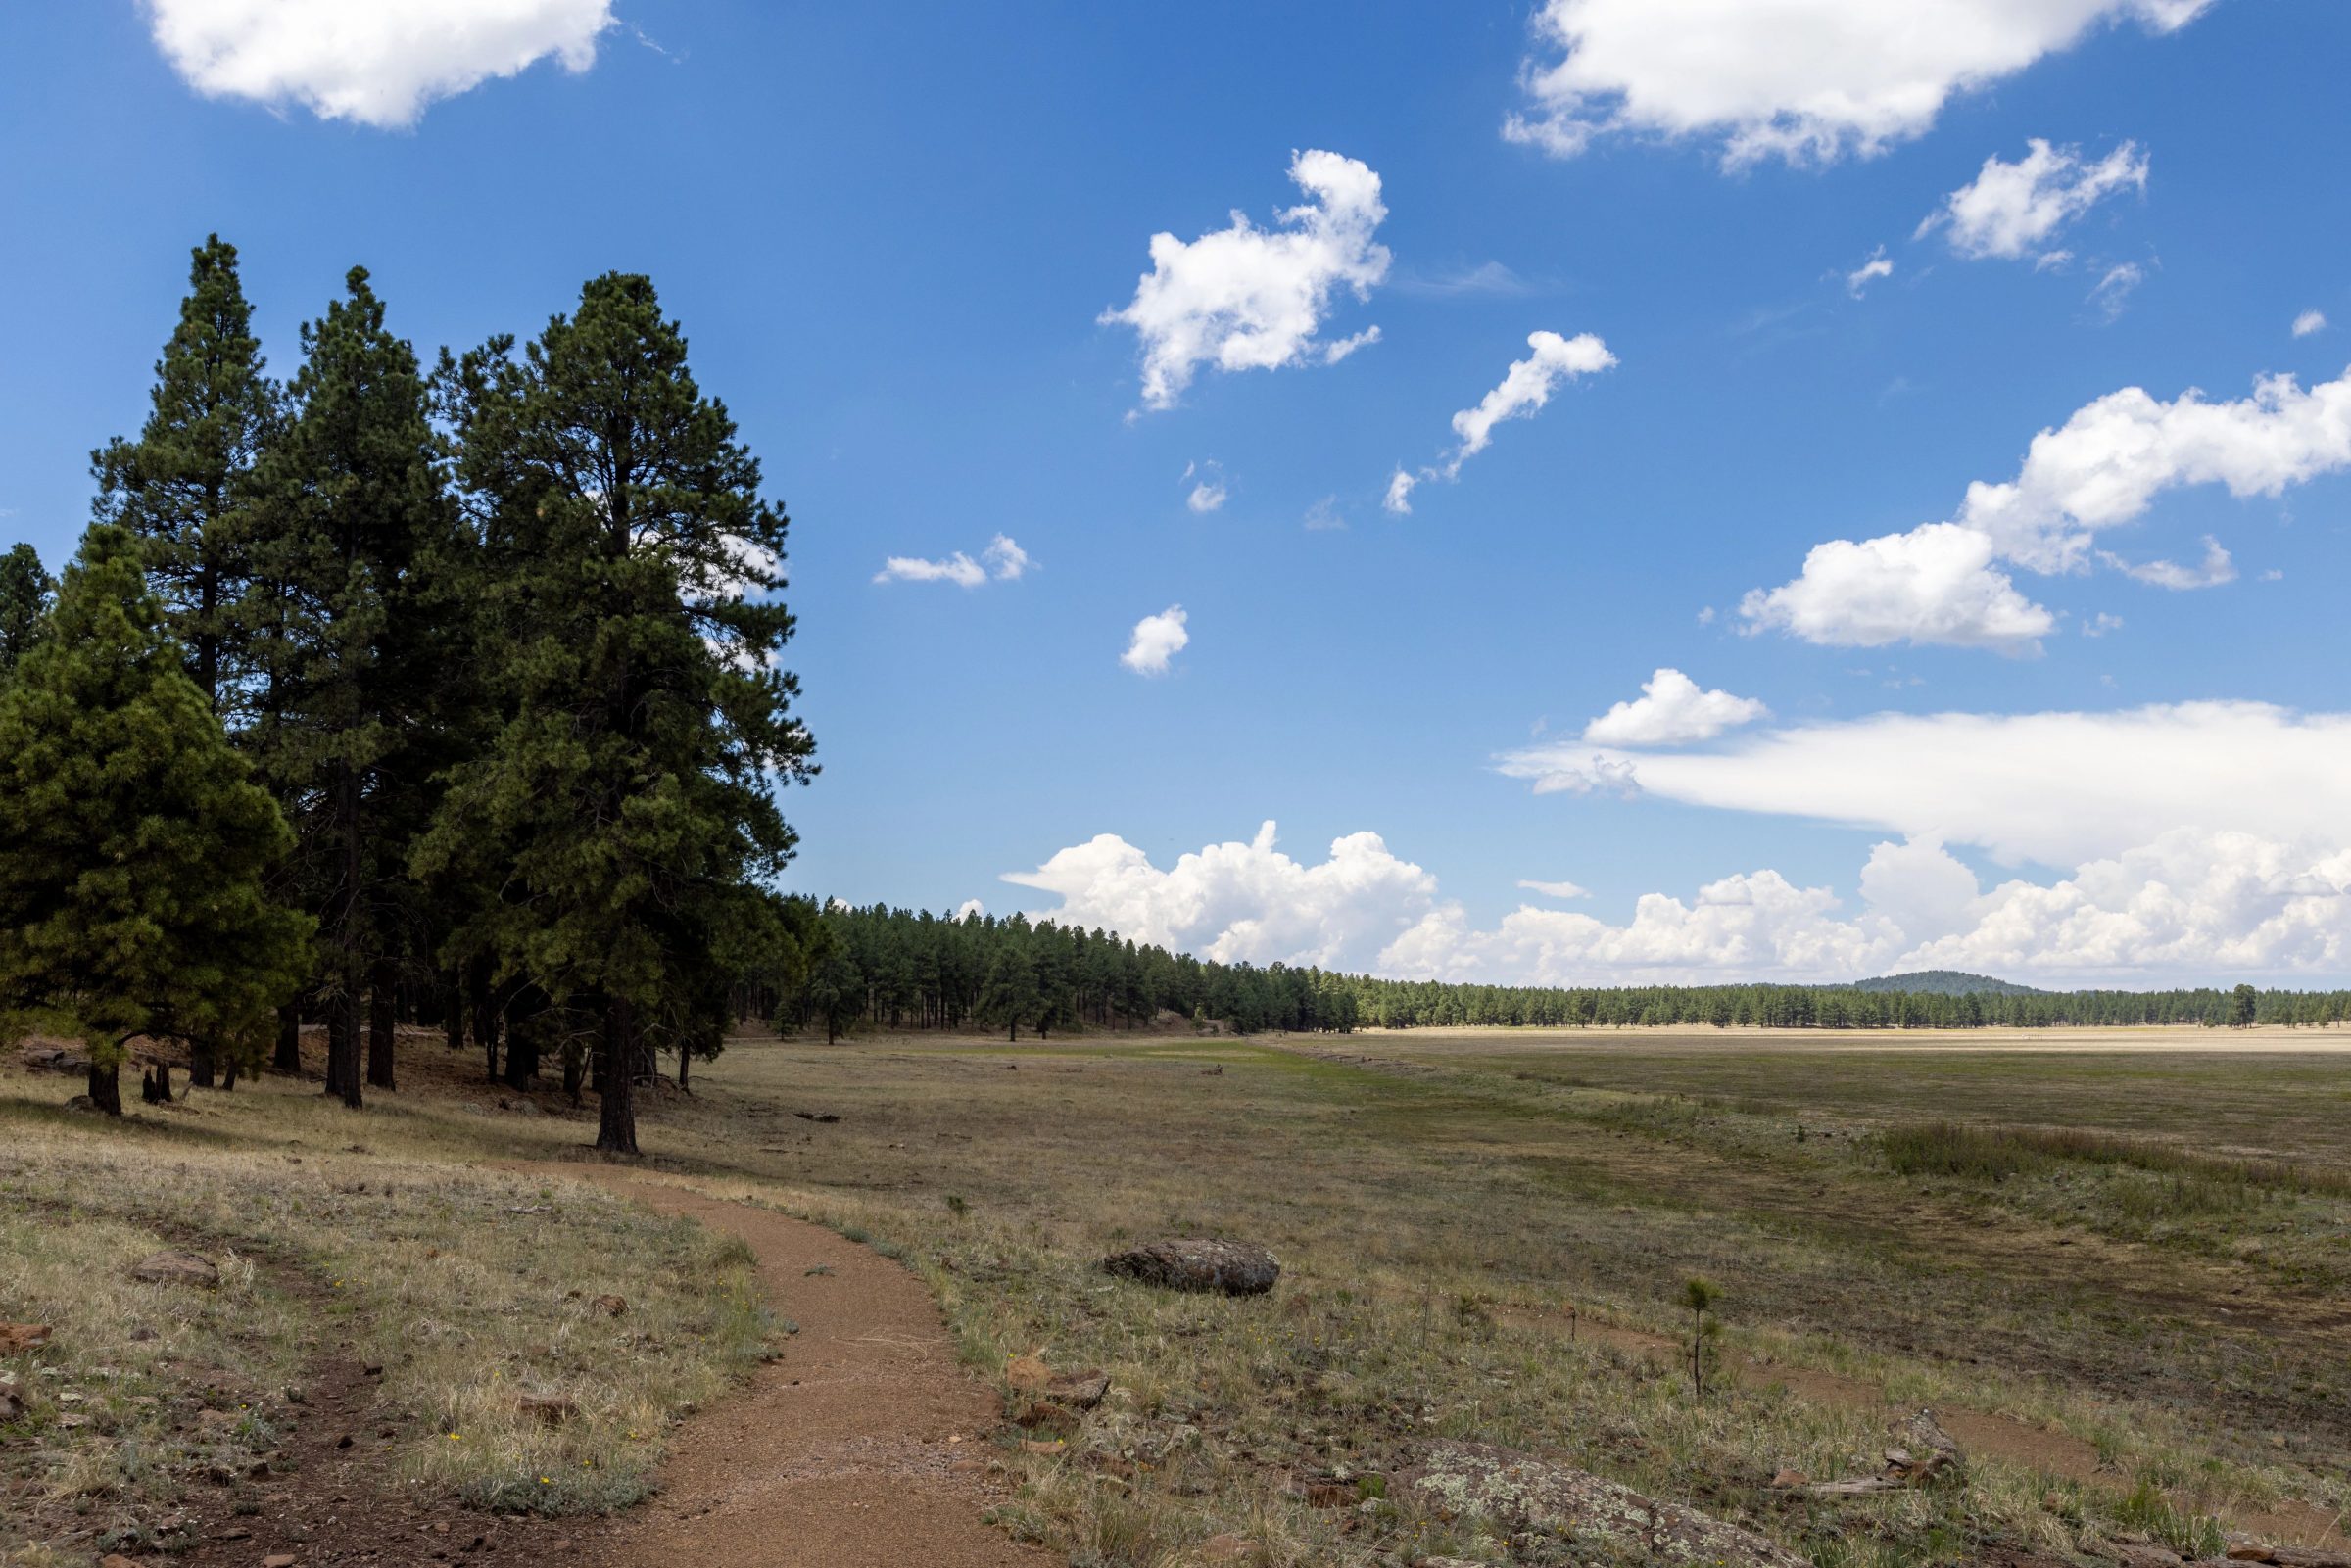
[540,1164,1046,1568]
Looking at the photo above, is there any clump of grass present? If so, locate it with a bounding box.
[1881,1120,2343,1199]
[2113,1479,2228,1559]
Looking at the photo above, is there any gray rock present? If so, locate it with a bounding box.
[129,1250,219,1289]
[1102,1238,1279,1296]
[1406,1442,1809,1568]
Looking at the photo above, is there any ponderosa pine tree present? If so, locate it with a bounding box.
[978,944,1038,1043]
[425,273,815,1154]
[0,543,54,683]
[92,235,276,718]
[0,526,311,1114]
[247,267,453,1107]
[92,236,282,1086]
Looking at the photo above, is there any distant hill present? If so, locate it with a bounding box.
[1846,970,2045,997]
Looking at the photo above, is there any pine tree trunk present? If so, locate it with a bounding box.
[442,972,465,1060]
[88,1060,123,1116]
[504,1030,536,1091]
[562,1045,582,1105]
[220,1055,238,1092]
[366,964,397,1090]
[273,1004,303,1075]
[473,962,509,1086]
[188,1039,216,1088]
[324,1000,347,1099]
[153,1061,172,1102]
[325,988,363,1108]
[326,762,364,1108]
[596,995,638,1154]
[677,1047,690,1092]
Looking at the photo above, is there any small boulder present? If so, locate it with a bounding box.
[515,1392,577,1426]
[1407,1442,1809,1568]
[130,1251,219,1289]
[0,1389,24,1422]
[1047,1370,1110,1410]
[1102,1238,1279,1297]
[1889,1408,1964,1483]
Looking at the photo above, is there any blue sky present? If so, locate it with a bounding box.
[4,1,2350,986]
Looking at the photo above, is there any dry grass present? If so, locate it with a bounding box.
[10,1023,2350,1567]
[0,1072,770,1562]
[561,1031,2348,1565]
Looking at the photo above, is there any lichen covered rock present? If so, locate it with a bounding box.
[1101,1237,1279,1296]
[1405,1442,1808,1567]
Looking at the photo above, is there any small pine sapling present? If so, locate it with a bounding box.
[1682,1276,1723,1401]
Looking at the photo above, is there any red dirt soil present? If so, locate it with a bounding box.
[546,1166,1046,1568]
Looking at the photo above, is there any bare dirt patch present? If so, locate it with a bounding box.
[542,1165,1044,1568]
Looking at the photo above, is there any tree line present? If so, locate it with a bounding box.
[789,904,2350,1038]
[0,237,815,1151]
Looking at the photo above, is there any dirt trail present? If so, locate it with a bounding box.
[542,1164,1045,1568]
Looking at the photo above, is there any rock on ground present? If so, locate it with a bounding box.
[0,1323,51,1354]
[1101,1238,1279,1296]
[1405,1442,1809,1568]
[128,1250,219,1288]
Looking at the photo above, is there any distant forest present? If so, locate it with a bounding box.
[790,905,2351,1038]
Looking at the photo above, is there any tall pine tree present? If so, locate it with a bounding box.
[91,235,276,718]
[247,267,452,1107]
[90,236,279,1085]
[0,526,311,1114]
[426,273,814,1153]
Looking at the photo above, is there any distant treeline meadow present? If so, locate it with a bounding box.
[792,904,2351,1038]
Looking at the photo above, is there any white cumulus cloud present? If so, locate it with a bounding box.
[1918,139,2149,261]
[1004,821,1439,968]
[1744,365,2351,648]
[1121,605,1189,676]
[1384,330,1617,512]
[1582,668,1769,746]
[1846,247,1895,298]
[1739,523,2056,652]
[145,0,614,128]
[1500,700,2351,871]
[1182,461,1229,513]
[875,533,1031,587]
[1100,150,1390,411]
[2104,535,2234,590]
[1010,808,2351,985]
[1503,0,2208,168]
[2292,309,2327,339]
[1383,469,1419,516]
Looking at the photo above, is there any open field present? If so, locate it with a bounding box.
[6,1024,2349,1567]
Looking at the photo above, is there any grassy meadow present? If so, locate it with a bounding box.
[5,1023,2349,1566]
